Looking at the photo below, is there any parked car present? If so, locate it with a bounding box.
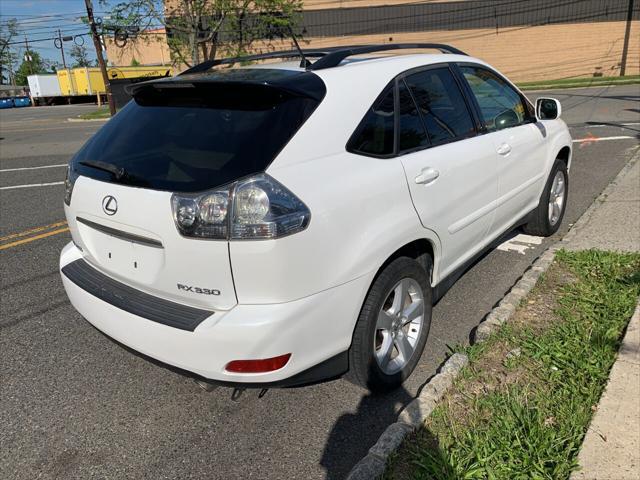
[60,44,571,392]
[12,96,31,108]
[0,97,14,109]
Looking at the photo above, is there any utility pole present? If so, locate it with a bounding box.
[84,0,115,115]
[24,36,32,75]
[620,0,634,76]
[57,29,67,69]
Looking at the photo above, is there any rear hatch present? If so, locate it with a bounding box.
[64,70,324,310]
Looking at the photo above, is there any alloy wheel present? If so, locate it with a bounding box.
[374,277,425,375]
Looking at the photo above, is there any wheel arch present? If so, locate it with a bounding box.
[374,238,437,286]
[556,145,572,169]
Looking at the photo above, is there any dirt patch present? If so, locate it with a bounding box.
[435,261,575,425]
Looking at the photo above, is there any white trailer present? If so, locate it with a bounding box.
[27,74,62,105]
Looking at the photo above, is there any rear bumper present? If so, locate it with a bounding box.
[60,242,372,385]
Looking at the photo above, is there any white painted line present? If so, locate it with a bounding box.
[512,234,544,245]
[0,181,65,190]
[572,136,634,143]
[497,234,544,255]
[0,164,66,173]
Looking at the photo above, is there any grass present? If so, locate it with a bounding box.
[385,249,640,480]
[77,107,112,120]
[517,75,640,90]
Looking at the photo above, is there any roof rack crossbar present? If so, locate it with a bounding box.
[180,44,467,75]
[307,43,468,70]
[180,49,333,75]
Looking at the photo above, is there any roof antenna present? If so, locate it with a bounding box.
[287,25,310,69]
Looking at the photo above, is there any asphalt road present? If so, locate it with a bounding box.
[1,86,639,480]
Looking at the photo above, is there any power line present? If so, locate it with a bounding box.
[6,32,90,46]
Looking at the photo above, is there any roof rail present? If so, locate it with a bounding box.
[180,43,467,75]
[307,43,467,70]
[180,49,334,75]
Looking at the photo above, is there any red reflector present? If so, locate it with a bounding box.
[225,354,291,373]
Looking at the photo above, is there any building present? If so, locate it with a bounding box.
[105,28,171,67]
[104,0,640,82]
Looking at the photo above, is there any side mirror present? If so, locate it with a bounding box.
[536,97,561,120]
[494,109,520,130]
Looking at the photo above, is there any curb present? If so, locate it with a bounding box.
[67,117,110,122]
[569,302,640,479]
[346,147,640,480]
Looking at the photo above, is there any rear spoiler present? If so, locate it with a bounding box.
[125,74,326,102]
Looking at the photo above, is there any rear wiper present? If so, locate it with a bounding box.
[79,160,127,180]
[78,160,148,187]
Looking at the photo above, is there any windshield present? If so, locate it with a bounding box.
[70,82,322,192]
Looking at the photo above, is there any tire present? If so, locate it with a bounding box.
[523,159,569,237]
[347,256,432,392]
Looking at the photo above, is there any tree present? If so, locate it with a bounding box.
[0,19,18,84]
[14,50,49,85]
[101,0,303,69]
[70,44,92,67]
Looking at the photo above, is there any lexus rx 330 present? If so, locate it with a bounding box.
[60,45,571,392]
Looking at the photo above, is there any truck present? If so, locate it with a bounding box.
[27,66,172,106]
[27,74,62,105]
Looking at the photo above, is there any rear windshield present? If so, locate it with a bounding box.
[71,82,322,192]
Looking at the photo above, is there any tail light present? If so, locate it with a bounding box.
[63,165,79,206]
[171,174,310,240]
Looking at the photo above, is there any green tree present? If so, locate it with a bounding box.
[130,57,141,66]
[14,50,49,86]
[0,18,18,84]
[70,44,91,67]
[101,0,303,69]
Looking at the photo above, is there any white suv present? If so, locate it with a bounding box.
[60,44,571,392]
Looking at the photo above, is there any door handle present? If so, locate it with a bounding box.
[497,143,512,156]
[415,167,440,185]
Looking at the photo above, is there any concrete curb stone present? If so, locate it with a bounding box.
[67,117,109,122]
[345,149,639,480]
[346,353,468,479]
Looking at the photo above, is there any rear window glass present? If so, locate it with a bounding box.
[71,83,322,192]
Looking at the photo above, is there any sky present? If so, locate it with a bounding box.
[0,0,120,67]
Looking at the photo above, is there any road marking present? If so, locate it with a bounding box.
[0,164,67,173]
[0,221,68,242]
[0,227,69,251]
[0,181,65,190]
[497,234,544,254]
[572,135,634,143]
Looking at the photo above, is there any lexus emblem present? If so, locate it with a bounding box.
[102,195,118,216]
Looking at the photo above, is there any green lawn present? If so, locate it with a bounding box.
[77,107,112,120]
[385,249,640,480]
[517,75,640,90]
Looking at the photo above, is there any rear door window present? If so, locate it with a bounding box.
[405,67,476,146]
[398,80,429,152]
[347,86,395,156]
[71,82,322,193]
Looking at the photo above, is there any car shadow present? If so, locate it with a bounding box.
[320,384,416,479]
